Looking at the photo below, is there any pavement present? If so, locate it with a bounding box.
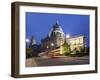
[26,56,89,67]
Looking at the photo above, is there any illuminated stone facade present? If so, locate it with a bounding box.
[30,20,86,53]
[66,36,86,51]
[41,20,65,51]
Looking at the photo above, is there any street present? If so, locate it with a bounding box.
[26,56,89,67]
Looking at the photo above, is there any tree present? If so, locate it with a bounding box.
[70,47,85,57]
[62,41,71,56]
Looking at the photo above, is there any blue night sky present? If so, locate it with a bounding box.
[26,12,90,47]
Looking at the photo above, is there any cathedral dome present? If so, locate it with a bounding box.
[48,19,65,39]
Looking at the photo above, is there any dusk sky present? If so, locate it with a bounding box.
[26,12,90,47]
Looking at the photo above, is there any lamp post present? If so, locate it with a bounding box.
[50,43,54,50]
[66,34,70,38]
[26,38,30,48]
[51,43,54,46]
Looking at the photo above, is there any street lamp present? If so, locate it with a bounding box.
[51,43,54,46]
[26,38,30,43]
[66,34,70,38]
[46,46,49,49]
[50,43,54,50]
[26,38,30,48]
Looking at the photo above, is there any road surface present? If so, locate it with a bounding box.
[26,56,89,67]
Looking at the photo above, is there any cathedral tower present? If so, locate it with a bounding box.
[48,19,65,47]
[29,36,36,48]
[41,19,65,51]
